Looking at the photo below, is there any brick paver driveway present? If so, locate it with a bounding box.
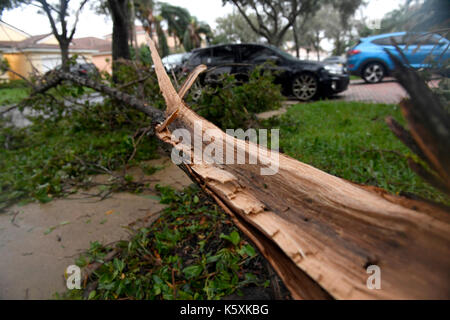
[338,77,439,104]
[257,77,439,119]
[338,78,407,104]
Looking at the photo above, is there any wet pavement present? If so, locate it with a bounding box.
[0,157,192,299]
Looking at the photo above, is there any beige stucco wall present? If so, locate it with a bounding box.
[4,52,94,80]
[3,53,29,80]
[92,54,112,74]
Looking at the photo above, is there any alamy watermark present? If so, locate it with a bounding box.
[66,265,81,290]
[366,265,381,290]
[170,120,280,175]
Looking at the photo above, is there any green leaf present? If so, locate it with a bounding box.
[220,231,240,246]
[88,290,96,300]
[113,258,125,272]
[44,226,55,235]
[152,275,163,284]
[238,244,256,257]
[182,265,203,279]
[193,195,199,204]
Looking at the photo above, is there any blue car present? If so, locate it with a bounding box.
[347,32,449,83]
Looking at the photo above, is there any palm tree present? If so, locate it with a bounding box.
[159,3,191,50]
[183,18,212,52]
[134,0,169,56]
[135,1,211,54]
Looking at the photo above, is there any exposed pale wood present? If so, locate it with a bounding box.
[147,38,450,299]
[177,64,208,99]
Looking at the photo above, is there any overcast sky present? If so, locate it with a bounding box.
[1,0,405,39]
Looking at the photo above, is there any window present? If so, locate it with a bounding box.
[211,46,235,64]
[239,45,277,63]
[409,34,444,45]
[188,49,212,65]
[372,36,406,46]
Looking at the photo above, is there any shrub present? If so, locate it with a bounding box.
[187,66,284,129]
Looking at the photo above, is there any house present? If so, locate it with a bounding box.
[71,37,112,73]
[0,20,186,81]
[0,20,30,81]
[0,20,111,80]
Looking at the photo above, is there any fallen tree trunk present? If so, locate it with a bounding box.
[146,37,450,299]
[21,40,450,299]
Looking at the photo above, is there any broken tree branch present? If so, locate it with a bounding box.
[146,36,450,300]
[385,47,450,195]
[19,39,450,300]
[31,70,165,124]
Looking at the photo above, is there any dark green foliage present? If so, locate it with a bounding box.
[160,2,191,46]
[0,64,165,211]
[189,67,284,129]
[130,44,152,66]
[111,61,166,110]
[61,186,269,300]
[0,113,159,210]
[156,18,170,58]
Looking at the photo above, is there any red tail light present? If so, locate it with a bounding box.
[347,49,361,56]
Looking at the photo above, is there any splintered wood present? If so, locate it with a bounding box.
[146,36,450,300]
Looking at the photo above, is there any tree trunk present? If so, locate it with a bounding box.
[34,39,450,300]
[59,40,70,72]
[129,0,139,60]
[293,24,300,58]
[108,0,131,80]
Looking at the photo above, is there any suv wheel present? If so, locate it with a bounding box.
[362,62,384,84]
[292,74,318,101]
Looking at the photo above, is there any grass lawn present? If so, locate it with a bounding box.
[350,75,361,81]
[0,87,31,105]
[263,100,448,204]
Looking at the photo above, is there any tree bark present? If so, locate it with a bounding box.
[107,0,131,80]
[293,24,300,58]
[59,39,70,72]
[31,39,450,300]
[147,37,450,299]
[129,0,139,60]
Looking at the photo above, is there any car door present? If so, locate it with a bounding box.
[373,35,407,69]
[399,33,425,68]
[411,33,449,68]
[205,45,237,84]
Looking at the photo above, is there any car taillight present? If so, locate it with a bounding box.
[347,49,361,56]
[80,69,87,74]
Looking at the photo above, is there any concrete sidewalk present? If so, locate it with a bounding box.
[0,157,192,299]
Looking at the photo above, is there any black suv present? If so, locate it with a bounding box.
[183,43,349,101]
